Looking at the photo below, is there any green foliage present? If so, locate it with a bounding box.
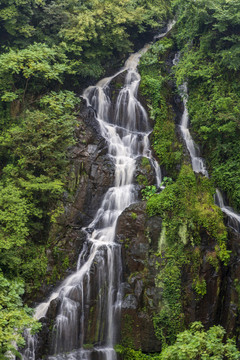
[159,321,240,359]
[0,90,79,304]
[116,322,240,360]
[154,244,187,347]
[120,313,134,348]
[0,184,30,251]
[0,273,41,356]
[145,166,229,344]
[142,185,157,201]
[118,321,240,360]
[38,0,171,78]
[1,92,78,180]
[173,0,240,69]
[0,0,43,40]
[116,345,151,360]
[139,38,183,176]
[147,165,229,263]
[160,177,173,187]
[192,278,207,297]
[141,157,152,171]
[137,174,149,186]
[0,44,70,104]
[131,212,138,220]
[139,30,230,344]
[206,252,220,272]
[173,0,240,211]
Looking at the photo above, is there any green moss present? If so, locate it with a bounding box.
[153,243,187,347]
[139,37,183,178]
[141,157,151,171]
[121,314,134,348]
[152,114,182,177]
[193,278,207,297]
[146,166,229,343]
[173,7,240,211]
[137,174,148,186]
[206,251,220,272]
[115,345,152,360]
[131,212,137,220]
[147,165,229,263]
[114,82,123,90]
[83,344,94,350]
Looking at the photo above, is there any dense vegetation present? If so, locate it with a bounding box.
[136,0,240,357]
[137,25,232,357]
[117,322,240,359]
[0,0,239,358]
[0,0,171,356]
[173,0,240,210]
[139,37,182,178]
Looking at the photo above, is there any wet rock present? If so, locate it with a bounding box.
[65,103,116,227]
[122,295,138,310]
[135,280,144,298]
[116,202,162,352]
[46,298,61,320]
[216,230,240,342]
[134,156,156,189]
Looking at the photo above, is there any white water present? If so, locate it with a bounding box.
[154,19,176,40]
[21,41,162,360]
[174,56,240,233]
[179,83,208,177]
[215,190,240,233]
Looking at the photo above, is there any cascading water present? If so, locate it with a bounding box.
[174,55,240,233]
[178,83,208,177]
[21,43,162,360]
[154,19,176,40]
[215,190,240,233]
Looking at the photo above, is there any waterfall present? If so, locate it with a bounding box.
[174,55,240,233]
[21,42,162,360]
[178,82,208,177]
[215,190,240,233]
[154,19,176,40]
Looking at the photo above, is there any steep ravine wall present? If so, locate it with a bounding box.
[115,45,240,351]
[30,48,240,358]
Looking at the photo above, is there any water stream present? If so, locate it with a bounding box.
[215,190,240,233]
[21,40,163,360]
[179,83,208,177]
[175,58,240,233]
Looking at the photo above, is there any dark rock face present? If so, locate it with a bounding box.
[217,229,240,343]
[66,101,115,228]
[181,236,223,329]
[116,202,163,352]
[185,229,240,343]
[115,200,240,352]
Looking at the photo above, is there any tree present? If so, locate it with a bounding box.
[0,183,30,251]
[0,43,70,104]
[0,0,44,41]
[0,273,40,358]
[160,322,240,360]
